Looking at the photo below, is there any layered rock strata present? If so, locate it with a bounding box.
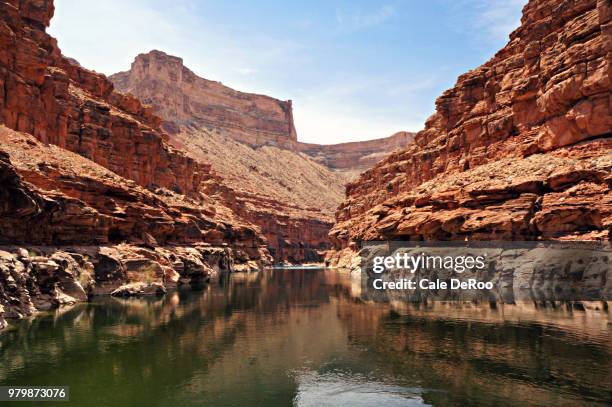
[0,0,269,253]
[111,51,416,263]
[0,0,270,327]
[0,242,246,329]
[0,127,268,255]
[298,131,415,179]
[0,2,209,195]
[111,50,298,148]
[328,0,612,266]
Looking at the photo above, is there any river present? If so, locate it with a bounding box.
[0,268,610,406]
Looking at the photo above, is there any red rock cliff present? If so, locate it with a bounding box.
[0,0,271,262]
[328,0,611,263]
[298,131,416,179]
[0,1,275,329]
[111,50,298,148]
[0,3,214,195]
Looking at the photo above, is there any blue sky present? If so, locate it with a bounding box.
[49,0,526,144]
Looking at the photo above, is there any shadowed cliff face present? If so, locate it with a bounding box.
[110,51,416,263]
[327,0,611,264]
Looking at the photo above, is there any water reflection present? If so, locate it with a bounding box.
[0,269,610,406]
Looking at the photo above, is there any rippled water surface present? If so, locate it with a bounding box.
[1,269,610,406]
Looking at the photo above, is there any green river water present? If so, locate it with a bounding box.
[0,268,610,406]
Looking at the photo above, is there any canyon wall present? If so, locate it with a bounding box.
[111,51,416,263]
[0,2,210,196]
[0,126,267,255]
[0,0,268,251]
[111,50,298,148]
[0,124,268,329]
[328,0,611,265]
[298,131,415,179]
[0,0,274,327]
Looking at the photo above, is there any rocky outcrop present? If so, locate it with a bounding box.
[328,0,611,265]
[0,127,269,257]
[298,131,415,179]
[111,50,298,148]
[0,242,246,328]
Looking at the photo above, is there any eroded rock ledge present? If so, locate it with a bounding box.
[327,0,611,267]
[0,243,256,329]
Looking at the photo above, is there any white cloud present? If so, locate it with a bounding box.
[294,103,421,145]
[234,67,257,76]
[446,0,526,43]
[336,4,396,31]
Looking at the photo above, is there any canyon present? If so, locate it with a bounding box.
[110,50,414,264]
[327,0,611,267]
[1,0,610,330]
[0,0,413,327]
[0,2,610,403]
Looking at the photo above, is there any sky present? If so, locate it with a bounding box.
[48,0,526,144]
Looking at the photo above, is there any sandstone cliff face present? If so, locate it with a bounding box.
[0,126,268,254]
[173,128,344,263]
[0,0,275,327]
[298,131,415,180]
[111,50,298,148]
[110,51,416,263]
[0,2,209,196]
[328,0,611,264]
[0,0,271,254]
